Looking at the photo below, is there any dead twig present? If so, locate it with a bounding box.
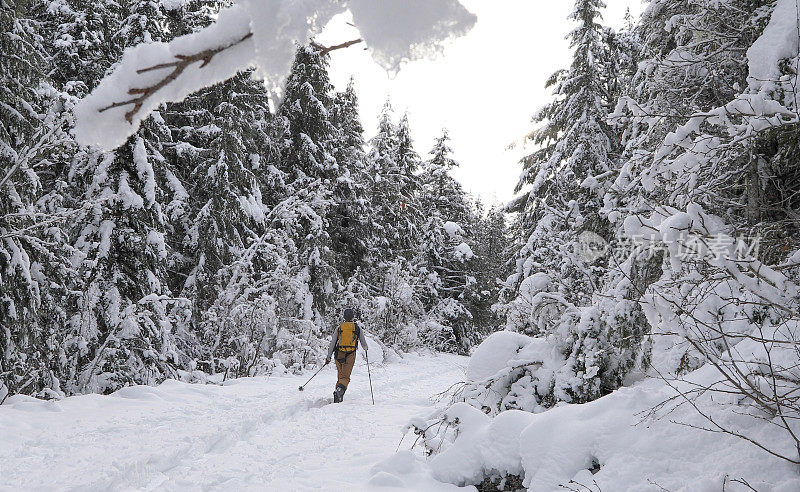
[309,37,363,56]
[726,476,758,492]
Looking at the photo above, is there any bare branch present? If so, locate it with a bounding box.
[309,38,364,56]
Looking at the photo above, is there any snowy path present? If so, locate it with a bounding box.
[0,353,471,491]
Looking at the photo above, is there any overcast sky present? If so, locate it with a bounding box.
[319,1,645,207]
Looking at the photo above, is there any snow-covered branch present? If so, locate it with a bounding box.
[98,32,255,124]
[74,0,476,150]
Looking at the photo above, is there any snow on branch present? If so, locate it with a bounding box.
[97,34,363,127]
[74,0,476,151]
[98,32,255,125]
[74,5,256,150]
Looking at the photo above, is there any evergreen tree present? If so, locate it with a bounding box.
[40,0,119,95]
[502,0,620,332]
[65,0,190,394]
[162,0,220,37]
[417,130,477,352]
[0,0,72,398]
[603,0,795,376]
[469,202,511,334]
[169,72,272,335]
[366,103,423,265]
[365,100,398,264]
[421,130,471,224]
[329,78,373,279]
[497,0,635,406]
[608,8,641,96]
[366,259,425,351]
[274,45,341,320]
[611,0,774,227]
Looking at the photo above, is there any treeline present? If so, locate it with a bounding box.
[0,0,511,399]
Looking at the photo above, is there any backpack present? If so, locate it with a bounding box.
[336,321,360,358]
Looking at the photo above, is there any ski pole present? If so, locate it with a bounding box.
[298,360,330,391]
[365,351,375,405]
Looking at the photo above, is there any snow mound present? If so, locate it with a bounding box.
[371,450,418,476]
[426,367,800,491]
[459,332,561,415]
[430,404,530,486]
[368,471,405,487]
[367,449,470,491]
[465,331,533,381]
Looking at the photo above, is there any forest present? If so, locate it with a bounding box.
[1,0,514,399]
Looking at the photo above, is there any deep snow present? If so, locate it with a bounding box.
[0,352,470,491]
[4,345,799,491]
[425,332,800,491]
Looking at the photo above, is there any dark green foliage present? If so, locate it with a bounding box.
[275,45,341,317]
[329,78,374,279]
[476,473,526,492]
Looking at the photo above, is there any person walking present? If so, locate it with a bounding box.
[326,308,368,403]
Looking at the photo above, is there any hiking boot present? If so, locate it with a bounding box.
[334,384,346,403]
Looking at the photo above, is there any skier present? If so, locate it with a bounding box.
[326,308,368,403]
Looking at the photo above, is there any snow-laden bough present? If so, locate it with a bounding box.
[74,0,476,150]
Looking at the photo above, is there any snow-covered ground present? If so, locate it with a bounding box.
[6,346,799,491]
[0,353,470,491]
[421,332,800,491]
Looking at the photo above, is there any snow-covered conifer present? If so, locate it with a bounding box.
[502,0,620,331]
[416,130,477,352]
[470,202,511,333]
[274,45,342,321]
[0,0,74,398]
[366,103,423,265]
[329,78,374,280]
[170,72,271,329]
[64,0,191,394]
[494,0,637,406]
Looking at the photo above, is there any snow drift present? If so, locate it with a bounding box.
[407,335,800,490]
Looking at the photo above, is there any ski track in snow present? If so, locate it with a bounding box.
[0,353,472,491]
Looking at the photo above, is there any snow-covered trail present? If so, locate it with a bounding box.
[0,353,471,491]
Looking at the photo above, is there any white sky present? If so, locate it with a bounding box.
[318,1,645,207]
